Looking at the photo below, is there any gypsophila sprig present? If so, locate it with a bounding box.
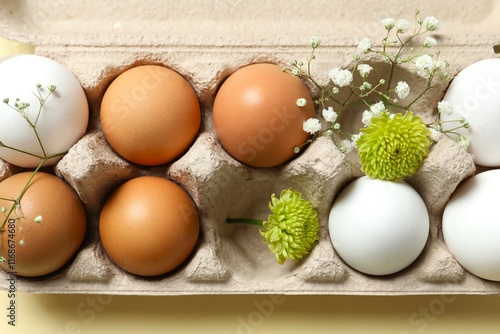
[227,189,319,265]
[0,84,65,236]
[428,99,470,148]
[286,9,470,181]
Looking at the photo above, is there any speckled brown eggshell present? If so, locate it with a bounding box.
[0,172,87,277]
[100,65,201,166]
[98,176,200,277]
[213,63,316,168]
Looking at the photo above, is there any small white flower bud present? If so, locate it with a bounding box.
[310,36,321,49]
[382,18,395,30]
[296,98,307,107]
[424,36,437,47]
[423,16,440,31]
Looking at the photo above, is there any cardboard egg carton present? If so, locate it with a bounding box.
[1,0,500,295]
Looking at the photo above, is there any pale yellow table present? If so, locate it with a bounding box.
[1,37,500,334]
[1,292,500,333]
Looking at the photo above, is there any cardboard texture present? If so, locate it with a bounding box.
[0,0,499,295]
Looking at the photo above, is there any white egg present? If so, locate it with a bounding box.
[441,58,500,167]
[443,170,500,281]
[328,176,429,276]
[0,55,88,167]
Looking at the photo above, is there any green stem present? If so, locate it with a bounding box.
[0,84,61,233]
[443,125,468,133]
[406,84,433,109]
[33,89,53,127]
[226,218,265,227]
[0,150,65,231]
[0,143,45,159]
[32,127,47,157]
[0,159,43,231]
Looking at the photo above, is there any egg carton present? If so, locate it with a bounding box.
[1,0,500,295]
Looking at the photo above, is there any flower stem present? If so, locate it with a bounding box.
[226,218,264,227]
[0,151,66,231]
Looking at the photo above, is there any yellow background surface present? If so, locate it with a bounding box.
[1,37,500,334]
[0,292,500,334]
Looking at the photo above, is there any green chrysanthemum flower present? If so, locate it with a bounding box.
[227,189,319,265]
[260,189,319,264]
[357,111,431,182]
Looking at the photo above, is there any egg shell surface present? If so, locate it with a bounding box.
[443,169,500,281]
[0,55,89,168]
[100,65,201,166]
[99,176,200,277]
[0,172,87,277]
[441,58,500,166]
[213,63,315,168]
[328,176,429,276]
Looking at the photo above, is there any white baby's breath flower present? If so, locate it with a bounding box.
[395,81,410,99]
[328,67,340,82]
[361,110,374,126]
[340,138,354,153]
[435,60,446,69]
[359,81,373,91]
[424,36,437,47]
[357,63,373,77]
[396,19,410,33]
[382,18,395,30]
[296,98,307,107]
[415,54,434,69]
[415,54,434,77]
[351,133,361,148]
[34,215,43,223]
[423,16,440,31]
[435,60,449,75]
[332,69,353,87]
[430,128,442,142]
[303,118,322,135]
[458,135,470,150]
[310,36,321,49]
[369,101,386,116]
[357,38,371,55]
[437,100,453,115]
[322,106,338,123]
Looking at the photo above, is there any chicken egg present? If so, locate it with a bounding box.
[329,176,429,276]
[443,170,500,281]
[99,176,200,276]
[0,55,88,168]
[213,63,315,168]
[441,58,500,166]
[0,172,87,277]
[100,65,201,166]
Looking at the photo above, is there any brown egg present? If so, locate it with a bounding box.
[99,176,199,277]
[213,63,315,167]
[0,172,87,277]
[100,65,201,166]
